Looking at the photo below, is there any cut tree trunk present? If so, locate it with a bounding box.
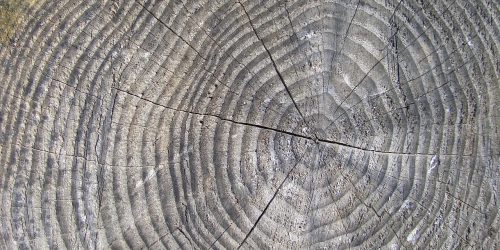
[0,0,499,249]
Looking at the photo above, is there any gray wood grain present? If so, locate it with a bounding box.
[0,0,498,249]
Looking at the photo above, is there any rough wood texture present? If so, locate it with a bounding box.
[0,0,499,249]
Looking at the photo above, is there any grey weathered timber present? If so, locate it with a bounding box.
[0,0,499,249]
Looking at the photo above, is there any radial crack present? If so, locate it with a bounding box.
[328,0,456,120]
[114,86,469,157]
[208,223,232,249]
[328,0,360,72]
[237,145,315,249]
[112,86,316,141]
[237,1,318,139]
[134,0,207,60]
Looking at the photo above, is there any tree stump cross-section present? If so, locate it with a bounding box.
[0,0,499,249]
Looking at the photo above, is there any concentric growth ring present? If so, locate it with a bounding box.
[0,0,498,249]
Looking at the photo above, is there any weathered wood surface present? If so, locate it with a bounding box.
[0,0,499,249]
